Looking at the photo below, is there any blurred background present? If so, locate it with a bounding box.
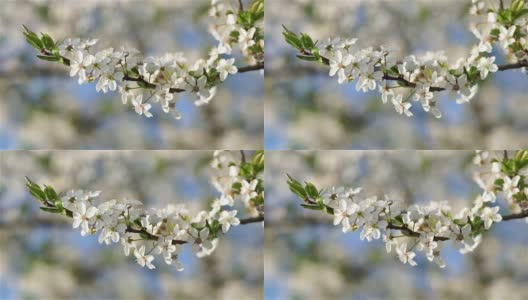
[265,150,528,299]
[0,0,263,149]
[0,150,263,299]
[265,0,528,149]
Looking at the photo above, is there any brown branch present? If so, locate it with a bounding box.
[122,75,185,93]
[497,62,528,71]
[501,210,528,220]
[240,150,247,163]
[387,223,450,241]
[237,62,264,73]
[1,211,263,245]
[239,215,264,224]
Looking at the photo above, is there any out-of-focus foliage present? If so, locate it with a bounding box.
[265,150,528,299]
[0,151,263,299]
[265,0,528,149]
[0,0,263,149]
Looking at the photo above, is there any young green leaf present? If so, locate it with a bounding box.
[300,204,322,211]
[300,33,314,49]
[23,31,44,50]
[296,55,318,61]
[304,181,319,199]
[37,55,60,62]
[40,33,55,50]
[286,174,307,199]
[39,207,63,214]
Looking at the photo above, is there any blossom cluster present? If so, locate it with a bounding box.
[473,150,528,219]
[284,0,528,118]
[210,150,265,218]
[209,0,264,67]
[26,151,264,270]
[289,150,528,268]
[23,0,263,120]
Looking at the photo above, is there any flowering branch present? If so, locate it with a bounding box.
[26,150,264,271]
[288,150,528,268]
[22,0,264,120]
[283,0,528,118]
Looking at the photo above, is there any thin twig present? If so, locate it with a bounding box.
[240,150,247,163]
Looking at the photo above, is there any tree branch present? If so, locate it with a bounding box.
[501,210,528,220]
[240,150,247,163]
[301,194,528,242]
[385,210,528,242]
[310,52,528,92]
[237,62,264,73]
[239,215,264,224]
[0,212,264,245]
[387,223,450,241]
[38,50,263,95]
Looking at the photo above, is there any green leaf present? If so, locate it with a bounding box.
[296,55,318,61]
[252,151,265,172]
[287,174,307,199]
[249,0,264,14]
[40,33,55,50]
[511,0,526,12]
[304,182,319,199]
[39,207,63,214]
[498,9,513,23]
[513,8,528,19]
[44,185,58,201]
[24,32,44,50]
[300,33,314,49]
[282,25,303,50]
[25,176,36,187]
[300,204,321,210]
[22,25,34,35]
[232,181,242,193]
[37,55,60,62]
[240,163,254,177]
[27,182,47,203]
